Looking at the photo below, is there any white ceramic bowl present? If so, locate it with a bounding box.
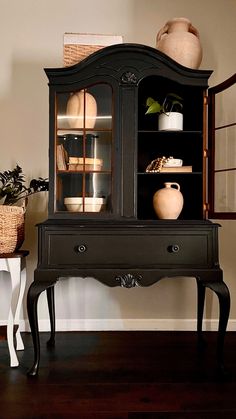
[163,158,183,167]
[64,197,105,212]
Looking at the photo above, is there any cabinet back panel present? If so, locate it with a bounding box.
[137,174,203,220]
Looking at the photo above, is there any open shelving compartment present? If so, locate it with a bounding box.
[137,75,206,221]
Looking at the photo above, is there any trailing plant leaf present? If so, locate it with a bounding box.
[163,93,183,113]
[145,98,162,114]
[145,93,183,115]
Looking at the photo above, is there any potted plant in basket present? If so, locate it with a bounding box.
[145,93,183,131]
[0,164,48,254]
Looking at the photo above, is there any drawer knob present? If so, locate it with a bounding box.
[169,244,180,253]
[76,244,87,253]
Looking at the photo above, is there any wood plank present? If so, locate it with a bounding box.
[0,331,236,418]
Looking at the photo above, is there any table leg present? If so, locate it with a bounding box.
[7,258,21,367]
[196,278,206,346]
[46,286,55,347]
[205,281,230,372]
[27,279,57,376]
[14,258,27,351]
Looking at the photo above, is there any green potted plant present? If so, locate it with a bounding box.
[0,164,48,206]
[145,93,183,131]
[0,164,48,253]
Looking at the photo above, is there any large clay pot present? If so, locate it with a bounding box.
[153,182,184,219]
[156,17,202,69]
[66,90,97,129]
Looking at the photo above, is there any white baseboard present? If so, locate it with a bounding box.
[14,318,236,332]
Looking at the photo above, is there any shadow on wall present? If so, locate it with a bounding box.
[0,58,51,322]
[0,58,49,175]
[130,0,218,74]
[53,275,199,327]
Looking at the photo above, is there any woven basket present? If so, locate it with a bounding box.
[63,33,123,66]
[64,44,105,66]
[0,205,25,254]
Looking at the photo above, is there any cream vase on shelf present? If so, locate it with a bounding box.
[66,90,97,129]
[153,182,184,219]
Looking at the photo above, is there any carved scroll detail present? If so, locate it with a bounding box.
[116,273,143,288]
[121,71,138,85]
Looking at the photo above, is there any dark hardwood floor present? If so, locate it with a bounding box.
[0,331,236,418]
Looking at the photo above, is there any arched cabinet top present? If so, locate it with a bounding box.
[45,43,212,88]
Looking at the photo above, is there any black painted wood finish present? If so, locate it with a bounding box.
[27,44,230,376]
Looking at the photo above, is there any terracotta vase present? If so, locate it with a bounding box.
[153,182,184,219]
[156,17,202,69]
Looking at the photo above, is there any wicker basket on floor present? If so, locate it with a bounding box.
[0,205,25,254]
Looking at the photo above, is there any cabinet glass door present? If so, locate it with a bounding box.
[208,74,236,218]
[55,84,113,215]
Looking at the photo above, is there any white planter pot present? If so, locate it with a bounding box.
[158,112,183,131]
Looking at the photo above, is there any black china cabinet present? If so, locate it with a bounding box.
[27,44,235,376]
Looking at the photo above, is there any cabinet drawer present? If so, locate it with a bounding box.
[47,231,212,268]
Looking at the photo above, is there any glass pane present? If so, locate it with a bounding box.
[55,83,113,214]
[57,132,112,172]
[56,173,83,211]
[84,131,112,172]
[56,172,112,213]
[215,170,236,212]
[215,125,236,170]
[85,173,112,209]
[57,84,112,131]
[215,83,236,127]
[90,84,113,130]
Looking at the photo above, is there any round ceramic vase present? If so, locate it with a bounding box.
[153,182,184,219]
[156,17,202,69]
[66,90,97,129]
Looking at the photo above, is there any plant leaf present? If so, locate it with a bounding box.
[146,97,155,107]
[166,93,183,101]
[0,164,48,205]
[145,101,162,114]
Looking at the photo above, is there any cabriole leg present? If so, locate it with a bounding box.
[205,281,230,374]
[196,278,206,346]
[27,280,56,376]
[46,286,55,347]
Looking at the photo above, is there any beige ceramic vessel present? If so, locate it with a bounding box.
[156,17,202,69]
[153,182,184,219]
[66,90,97,129]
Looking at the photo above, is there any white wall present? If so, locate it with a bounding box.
[0,0,236,332]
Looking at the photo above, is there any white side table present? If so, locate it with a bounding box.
[0,250,29,367]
